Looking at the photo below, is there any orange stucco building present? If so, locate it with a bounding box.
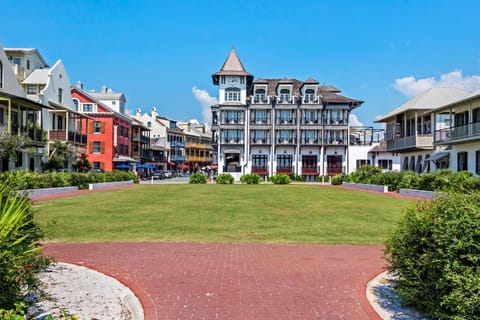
[71,86,132,171]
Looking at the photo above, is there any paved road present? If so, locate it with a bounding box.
[44,242,383,320]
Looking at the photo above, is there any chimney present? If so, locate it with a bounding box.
[136,108,142,119]
[76,81,83,90]
[102,85,107,94]
[151,106,157,118]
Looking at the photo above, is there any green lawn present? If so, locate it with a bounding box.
[34,184,413,244]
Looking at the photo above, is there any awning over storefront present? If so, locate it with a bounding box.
[113,155,140,163]
[426,152,450,162]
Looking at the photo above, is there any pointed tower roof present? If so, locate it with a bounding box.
[212,49,253,85]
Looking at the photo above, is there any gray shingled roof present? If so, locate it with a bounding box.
[22,69,49,84]
[213,48,252,77]
[375,87,469,122]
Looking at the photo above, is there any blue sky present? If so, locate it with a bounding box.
[3,0,480,127]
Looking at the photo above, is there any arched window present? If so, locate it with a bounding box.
[225,87,241,102]
[0,60,3,88]
[147,121,152,128]
[254,88,266,102]
[72,98,79,111]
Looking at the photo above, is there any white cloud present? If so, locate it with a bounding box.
[192,87,218,124]
[349,114,363,127]
[393,70,480,98]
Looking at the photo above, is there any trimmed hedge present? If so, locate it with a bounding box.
[0,170,138,191]
[385,192,480,319]
[240,173,261,184]
[189,173,207,184]
[270,174,291,184]
[344,165,480,192]
[216,173,234,184]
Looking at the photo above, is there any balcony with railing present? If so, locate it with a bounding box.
[386,134,434,151]
[276,94,294,104]
[132,134,150,144]
[276,166,293,174]
[324,118,348,125]
[222,118,244,125]
[132,150,150,160]
[171,154,186,162]
[276,118,296,126]
[221,138,244,145]
[251,165,269,175]
[186,142,209,149]
[250,137,271,145]
[302,167,318,175]
[186,155,213,162]
[49,129,87,144]
[324,137,346,145]
[170,141,185,148]
[435,122,480,144]
[223,165,242,173]
[250,117,271,125]
[302,95,319,104]
[252,95,270,104]
[276,138,296,145]
[300,138,321,145]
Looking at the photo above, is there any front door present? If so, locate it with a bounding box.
[327,155,343,176]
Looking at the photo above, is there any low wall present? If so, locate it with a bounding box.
[399,188,437,199]
[342,182,388,193]
[89,180,134,190]
[23,186,79,199]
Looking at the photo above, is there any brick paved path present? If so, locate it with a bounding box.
[44,243,383,320]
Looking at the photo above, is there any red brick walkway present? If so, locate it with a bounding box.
[44,243,383,320]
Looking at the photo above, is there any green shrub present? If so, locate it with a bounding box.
[331,173,345,185]
[385,192,480,319]
[216,173,234,184]
[270,174,291,184]
[291,174,304,182]
[189,173,207,184]
[317,175,330,183]
[346,164,381,184]
[0,178,50,309]
[240,173,261,184]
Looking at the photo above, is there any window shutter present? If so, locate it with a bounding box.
[88,142,93,154]
[88,122,94,134]
[101,142,105,154]
[101,122,105,133]
[100,162,105,169]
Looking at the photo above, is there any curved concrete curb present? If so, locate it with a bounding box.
[366,271,428,320]
[38,262,144,320]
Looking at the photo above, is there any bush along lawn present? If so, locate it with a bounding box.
[385,192,480,319]
[332,165,480,192]
[0,170,139,191]
[0,176,51,317]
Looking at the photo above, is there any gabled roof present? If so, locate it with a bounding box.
[375,87,469,122]
[70,85,131,123]
[3,48,49,67]
[434,88,480,112]
[22,69,49,84]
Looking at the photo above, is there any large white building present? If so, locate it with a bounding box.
[211,49,374,181]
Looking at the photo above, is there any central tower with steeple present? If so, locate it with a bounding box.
[211,49,253,180]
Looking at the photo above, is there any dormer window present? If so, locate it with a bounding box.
[225,87,241,102]
[254,89,266,102]
[279,89,290,103]
[304,89,315,103]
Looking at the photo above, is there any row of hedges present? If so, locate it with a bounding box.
[0,170,139,191]
[189,173,292,185]
[333,165,480,192]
